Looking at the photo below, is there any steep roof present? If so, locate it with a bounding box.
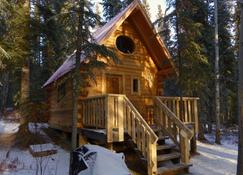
[43,0,176,88]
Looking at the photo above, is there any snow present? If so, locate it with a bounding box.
[29,143,56,153]
[0,119,239,175]
[77,144,130,175]
[190,133,238,175]
[0,120,19,134]
[0,147,69,175]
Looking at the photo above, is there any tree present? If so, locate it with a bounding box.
[237,2,243,174]
[218,1,237,125]
[123,0,133,7]
[0,0,31,112]
[165,0,211,141]
[52,1,119,173]
[101,0,123,21]
[214,0,221,144]
[141,0,151,18]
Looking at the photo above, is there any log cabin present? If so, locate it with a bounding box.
[43,1,199,174]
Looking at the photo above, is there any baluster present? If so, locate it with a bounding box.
[194,99,199,133]
[131,112,136,142]
[184,99,188,122]
[137,120,141,150]
[127,106,132,135]
[176,100,180,120]
[142,125,146,156]
[188,100,192,123]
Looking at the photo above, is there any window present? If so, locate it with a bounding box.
[132,78,140,94]
[57,82,66,102]
[116,35,135,54]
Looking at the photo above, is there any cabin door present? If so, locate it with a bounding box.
[106,74,123,94]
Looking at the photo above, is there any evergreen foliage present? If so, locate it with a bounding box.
[141,0,151,18]
[163,0,238,134]
[101,0,123,21]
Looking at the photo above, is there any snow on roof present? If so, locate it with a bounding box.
[43,2,138,88]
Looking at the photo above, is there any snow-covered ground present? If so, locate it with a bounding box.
[0,119,239,175]
[0,120,19,134]
[190,133,238,175]
[0,147,69,175]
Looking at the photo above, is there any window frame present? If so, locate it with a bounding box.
[131,77,140,95]
[115,35,135,55]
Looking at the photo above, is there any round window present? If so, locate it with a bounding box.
[116,36,135,54]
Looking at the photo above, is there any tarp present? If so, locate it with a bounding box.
[71,144,130,175]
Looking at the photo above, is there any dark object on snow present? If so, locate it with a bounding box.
[70,144,130,175]
[71,146,90,175]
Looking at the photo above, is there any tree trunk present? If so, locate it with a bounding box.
[0,72,10,115]
[20,64,30,103]
[70,1,84,175]
[237,2,243,175]
[214,0,221,144]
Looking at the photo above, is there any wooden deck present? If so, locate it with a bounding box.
[80,94,199,175]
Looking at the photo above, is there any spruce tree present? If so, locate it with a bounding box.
[53,0,119,155]
[142,0,151,18]
[238,2,243,174]
[165,0,211,140]
[101,0,123,21]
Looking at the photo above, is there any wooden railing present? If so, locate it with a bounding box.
[158,96,199,133]
[123,96,158,175]
[81,94,124,142]
[154,97,194,164]
[81,94,158,175]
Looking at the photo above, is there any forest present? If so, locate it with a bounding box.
[0,0,243,175]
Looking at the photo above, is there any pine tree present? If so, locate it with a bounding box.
[142,0,151,18]
[0,0,31,112]
[238,2,243,174]
[53,0,119,154]
[165,0,211,141]
[123,0,133,7]
[218,0,237,125]
[101,0,123,21]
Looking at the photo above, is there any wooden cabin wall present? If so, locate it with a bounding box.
[48,78,74,131]
[90,19,161,120]
[47,18,165,130]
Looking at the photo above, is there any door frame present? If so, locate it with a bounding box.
[104,73,125,94]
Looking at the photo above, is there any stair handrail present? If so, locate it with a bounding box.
[123,96,158,175]
[123,96,158,141]
[158,96,199,133]
[155,97,193,139]
[154,96,193,164]
[82,94,159,175]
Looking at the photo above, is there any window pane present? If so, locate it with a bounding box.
[133,79,139,93]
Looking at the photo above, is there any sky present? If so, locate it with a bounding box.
[92,0,166,22]
[147,0,166,21]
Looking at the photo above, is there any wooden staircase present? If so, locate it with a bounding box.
[80,94,199,175]
[153,127,192,175]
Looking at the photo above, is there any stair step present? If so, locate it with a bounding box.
[157,152,181,162]
[152,128,162,132]
[157,144,176,151]
[158,135,169,141]
[157,163,192,174]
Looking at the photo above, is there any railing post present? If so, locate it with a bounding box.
[117,95,124,142]
[106,95,113,143]
[148,138,157,175]
[193,99,199,133]
[180,130,190,164]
